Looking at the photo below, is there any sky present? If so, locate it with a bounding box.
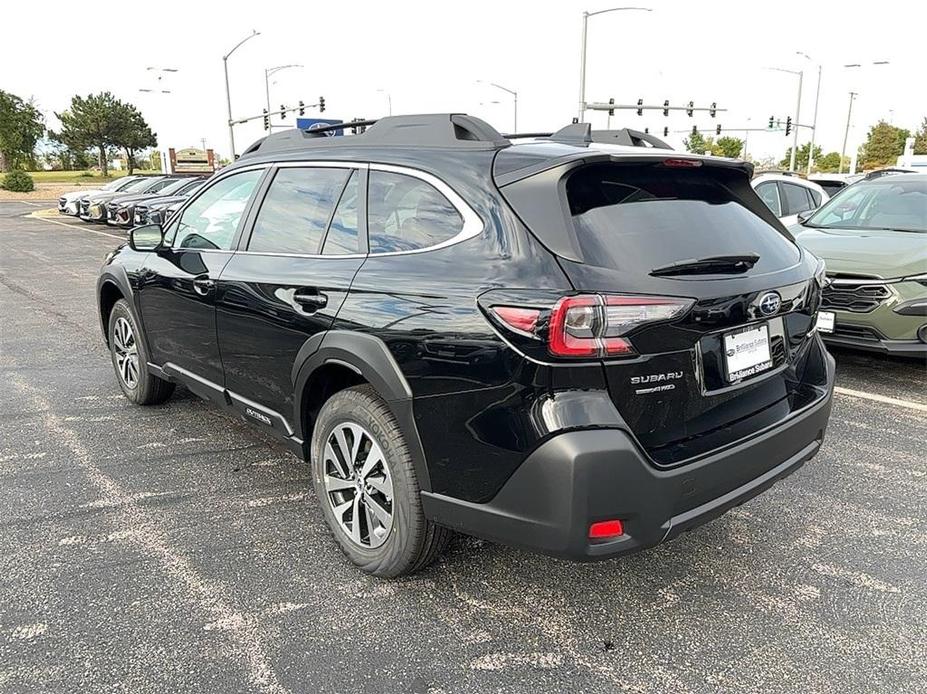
[3,0,924,163]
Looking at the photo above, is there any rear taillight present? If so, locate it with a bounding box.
[490,294,692,359]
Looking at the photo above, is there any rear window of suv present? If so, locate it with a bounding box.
[565,164,801,273]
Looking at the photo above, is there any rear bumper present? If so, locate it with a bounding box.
[423,352,835,561]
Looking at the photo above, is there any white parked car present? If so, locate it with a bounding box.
[752,172,829,226]
[57,176,144,216]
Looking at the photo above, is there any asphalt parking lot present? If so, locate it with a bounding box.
[1,201,926,694]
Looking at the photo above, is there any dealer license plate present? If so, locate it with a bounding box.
[723,324,773,382]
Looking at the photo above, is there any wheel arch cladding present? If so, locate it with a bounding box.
[293,331,432,492]
[98,280,125,345]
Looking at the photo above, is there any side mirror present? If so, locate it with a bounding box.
[129,224,164,251]
[796,210,812,225]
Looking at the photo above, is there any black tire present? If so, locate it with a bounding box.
[310,385,451,577]
[108,299,174,406]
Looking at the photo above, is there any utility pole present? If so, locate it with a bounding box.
[223,29,260,161]
[839,91,857,174]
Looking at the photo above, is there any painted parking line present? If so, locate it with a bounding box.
[26,211,124,240]
[835,386,927,413]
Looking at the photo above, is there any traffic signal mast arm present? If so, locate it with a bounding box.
[586,101,726,117]
[230,99,323,127]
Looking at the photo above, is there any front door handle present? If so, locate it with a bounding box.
[292,290,328,312]
[193,276,215,296]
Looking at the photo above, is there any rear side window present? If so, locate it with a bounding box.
[249,167,350,254]
[565,164,800,273]
[756,181,781,216]
[782,182,815,215]
[367,171,462,253]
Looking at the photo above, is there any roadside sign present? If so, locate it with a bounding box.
[297,118,344,136]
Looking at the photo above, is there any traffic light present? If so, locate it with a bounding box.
[636,98,643,116]
[716,124,722,136]
[298,100,305,116]
[663,126,669,137]
[608,97,614,117]
[262,109,269,131]
[280,104,286,120]
[319,96,326,113]
[769,115,775,129]
[644,127,649,134]
[709,102,717,118]
[686,101,694,117]
[691,125,698,136]
[663,99,669,117]
[785,116,792,136]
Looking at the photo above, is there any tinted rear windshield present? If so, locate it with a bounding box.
[565,164,801,273]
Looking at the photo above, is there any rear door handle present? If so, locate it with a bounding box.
[193,276,215,296]
[292,290,328,312]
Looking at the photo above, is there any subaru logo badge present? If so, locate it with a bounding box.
[758,291,781,316]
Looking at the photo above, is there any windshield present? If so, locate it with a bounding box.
[124,177,163,193]
[103,178,132,191]
[806,178,927,232]
[155,178,195,196]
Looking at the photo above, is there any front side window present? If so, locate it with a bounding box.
[367,171,463,253]
[249,167,350,255]
[782,182,814,215]
[169,169,263,250]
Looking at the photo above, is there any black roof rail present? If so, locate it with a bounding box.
[503,124,672,150]
[240,113,510,158]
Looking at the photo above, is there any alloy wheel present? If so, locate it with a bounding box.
[112,316,139,389]
[323,422,394,548]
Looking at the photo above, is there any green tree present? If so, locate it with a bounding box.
[857,120,911,169]
[779,143,822,171]
[52,92,124,176]
[913,117,927,155]
[715,136,744,158]
[683,130,710,153]
[814,151,845,173]
[112,101,156,175]
[0,90,45,172]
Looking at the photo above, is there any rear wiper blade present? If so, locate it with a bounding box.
[650,253,760,277]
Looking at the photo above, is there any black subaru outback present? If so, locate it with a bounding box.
[97,114,835,577]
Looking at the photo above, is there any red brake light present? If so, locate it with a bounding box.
[491,306,540,335]
[662,158,702,168]
[589,519,624,539]
[548,294,691,358]
[548,296,600,357]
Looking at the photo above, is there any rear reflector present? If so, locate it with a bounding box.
[588,519,624,539]
[491,306,541,335]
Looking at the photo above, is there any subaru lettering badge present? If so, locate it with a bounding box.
[758,292,781,316]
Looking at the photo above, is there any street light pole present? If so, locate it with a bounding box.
[796,52,821,174]
[377,89,393,116]
[479,81,518,131]
[264,64,303,130]
[766,66,803,172]
[577,7,652,122]
[222,29,260,161]
[839,91,857,174]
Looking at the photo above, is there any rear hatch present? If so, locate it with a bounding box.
[496,154,827,466]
